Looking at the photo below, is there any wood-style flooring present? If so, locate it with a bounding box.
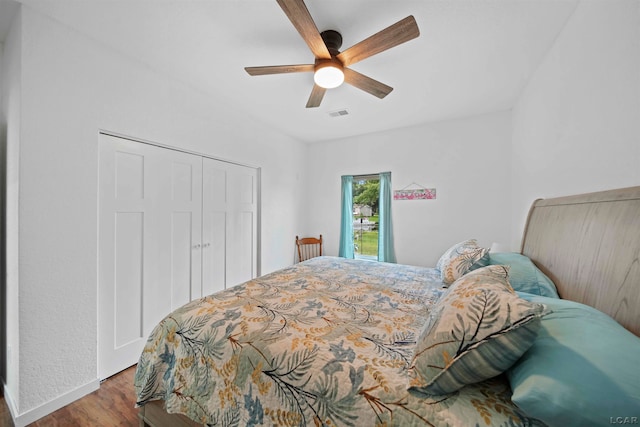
[0,366,140,426]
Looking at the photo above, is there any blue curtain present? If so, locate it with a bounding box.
[339,175,354,258]
[378,172,397,263]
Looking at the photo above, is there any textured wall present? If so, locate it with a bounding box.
[511,0,640,248]
[10,5,306,423]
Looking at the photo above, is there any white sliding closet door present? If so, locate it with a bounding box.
[155,146,203,307]
[99,134,259,380]
[98,134,203,380]
[202,158,258,294]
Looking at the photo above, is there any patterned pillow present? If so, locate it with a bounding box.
[409,265,547,395]
[436,239,489,284]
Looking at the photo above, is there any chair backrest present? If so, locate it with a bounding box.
[296,235,323,262]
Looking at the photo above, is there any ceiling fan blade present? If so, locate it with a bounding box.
[276,0,331,59]
[245,64,314,76]
[306,84,326,108]
[337,15,419,67]
[343,68,393,99]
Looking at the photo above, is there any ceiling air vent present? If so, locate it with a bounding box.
[328,109,349,118]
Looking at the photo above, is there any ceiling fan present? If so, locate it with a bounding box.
[245,0,420,108]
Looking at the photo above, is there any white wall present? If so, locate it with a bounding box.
[305,111,513,267]
[0,8,21,421]
[511,0,640,246]
[7,5,306,424]
[0,36,3,389]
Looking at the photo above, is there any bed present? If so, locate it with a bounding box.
[135,186,640,427]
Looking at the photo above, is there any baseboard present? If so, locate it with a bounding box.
[7,378,100,427]
[3,382,19,423]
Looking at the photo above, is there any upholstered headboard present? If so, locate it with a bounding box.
[520,186,640,337]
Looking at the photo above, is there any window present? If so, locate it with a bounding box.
[339,172,396,263]
[353,177,380,259]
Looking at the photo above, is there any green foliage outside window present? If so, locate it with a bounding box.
[353,180,380,214]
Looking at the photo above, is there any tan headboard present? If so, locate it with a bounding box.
[521,186,640,337]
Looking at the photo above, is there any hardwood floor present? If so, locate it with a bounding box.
[0,366,140,426]
[0,388,13,427]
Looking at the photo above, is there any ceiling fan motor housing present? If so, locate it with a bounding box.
[320,30,343,56]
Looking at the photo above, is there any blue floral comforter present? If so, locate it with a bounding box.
[134,256,544,426]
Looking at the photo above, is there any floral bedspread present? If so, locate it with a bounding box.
[135,257,544,426]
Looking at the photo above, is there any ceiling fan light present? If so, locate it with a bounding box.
[314,63,344,89]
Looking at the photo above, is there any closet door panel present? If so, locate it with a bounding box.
[112,151,146,350]
[155,153,203,307]
[170,160,202,305]
[202,159,257,291]
[227,211,254,287]
[202,211,226,296]
[114,212,144,348]
[170,212,194,308]
[99,136,154,379]
[238,173,255,204]
[99,135,203,379]
[202,166,227,295]
[115,151,144,199]
[226,165,257,287]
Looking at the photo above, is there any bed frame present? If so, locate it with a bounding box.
[139,185,640,426]
[520,185,640,337]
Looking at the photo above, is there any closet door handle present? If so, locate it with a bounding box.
[193,244,201,250]
[203,243,211,248]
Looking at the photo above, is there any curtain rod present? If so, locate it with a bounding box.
[350,172,391,180]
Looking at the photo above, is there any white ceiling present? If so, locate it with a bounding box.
[1,0,578,143]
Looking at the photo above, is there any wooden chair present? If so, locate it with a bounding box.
[296,235,323,262]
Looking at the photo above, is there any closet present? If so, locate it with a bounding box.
[97,133,259,379]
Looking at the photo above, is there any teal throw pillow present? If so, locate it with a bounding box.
[489,252,559,298]
[508,293,640,427]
